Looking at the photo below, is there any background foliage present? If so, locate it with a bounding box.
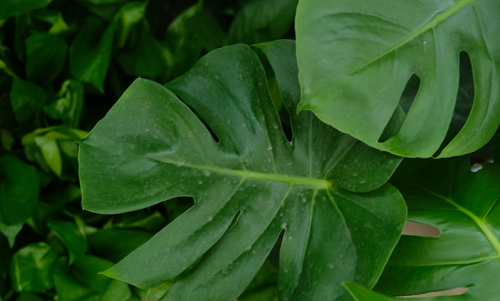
[0,0,298,300]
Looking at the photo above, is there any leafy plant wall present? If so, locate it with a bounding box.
[1,0,500,301]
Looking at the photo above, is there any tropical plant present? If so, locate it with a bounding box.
[2,0,500,301]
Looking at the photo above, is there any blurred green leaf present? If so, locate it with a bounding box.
[0,154,39,226]
[54,255,131,301]
[88,229,153,263]
[10,242,58,292]
[34,9,72,35]
[0,129,14,151]
[0,0,52,21]
[70,16,116,93]
[0,223,23,248]
[115,1,147,48]
[25,33,67,85]
[10,77,46,126]
[117,24,167,79]
[15,292,44,301]
[0,234,12,278]
[43,80,84,128]
[228,0,297,44]
[47,220,87,264]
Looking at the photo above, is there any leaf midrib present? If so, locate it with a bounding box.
[424,189,500,259]
[349,0,473,75]
[150,157,334,190]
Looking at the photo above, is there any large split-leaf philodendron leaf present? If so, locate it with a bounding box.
[344,156,500,300]
[79,41,406,301]
[296,0,500,158]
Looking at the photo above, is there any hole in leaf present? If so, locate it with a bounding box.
[163,196,195,222]
[177,97,220,143]
[252,46,293,142]
[398,287,469,298]
[378,74,420,143]
[402,221,440,238]
[451,51,474,132]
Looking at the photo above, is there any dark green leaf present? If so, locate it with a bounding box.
[116,24,167,79]
[47,220,87,264]
[10,242,58,292]
[79,41,405,300]
[70,16,116,93]
[15,292,44,301]
[10,77,46,126]
[53,256,131,301]
[0,154,39,226]
[87,229,153,263]
[25,33,67,85]
[0,0,52,21]
[296,0,500,158]
[43,80,84,128]
[0,233,12,278]
[363,156,500,299]
[229,0,297,44]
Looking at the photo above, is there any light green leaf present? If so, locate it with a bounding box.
[25,33,67,85]
[70,16,116,93]
[112,210,166,232]
[10,242,58,292]
[0,0,52,21]
[10,77,46,126]
[79,41,406,300]
[115,1,148,48]
[0,223,23,248]
[48,220,87,264]
[296,0,500,158]
[0,155,39,226]
[229,0,297,44]
[361,156,500,299]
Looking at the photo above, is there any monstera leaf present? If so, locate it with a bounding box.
[79,41,406,301]
[296,0,500,158]
[344,156,500,300]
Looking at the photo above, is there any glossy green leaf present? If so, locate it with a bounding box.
[0,0,52,21]
[229,0,297,44]
[70,16,116,93]
[0,155,39,226]
[10,242,58,292]
[87,229,153,263]
[79,41,406,300]
[25,33,67,85]
[53,256,130,301]
[10,77,46,126]
[296,0,500,158]
[48,220,87,264]
[356,156,500,299]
